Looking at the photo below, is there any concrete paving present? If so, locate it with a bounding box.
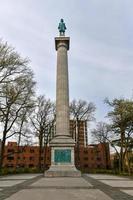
[0,174,133,200]
[87,174,129,180]
[0,180,25,187]
[0,174,39,180]
[5,189,113,200]
[31,177,92,188]
[84,174,133,200]
[121,190,133,196]
[100,180,133,187]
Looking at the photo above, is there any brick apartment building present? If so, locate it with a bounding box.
[70,120,88,147]
[70,120,110,170]
[2,120,110,171]
[3,142,51,169]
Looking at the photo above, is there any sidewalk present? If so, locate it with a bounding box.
[0,174,132,200]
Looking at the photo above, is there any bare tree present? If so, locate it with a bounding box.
[70,99,95,122]
[91,122,115,169]
[0,40,29,85]
[70,99,96,168]
[31,95,55,171]
[91,122,111,143]
[14,105,35,168]
[0,40,35,171]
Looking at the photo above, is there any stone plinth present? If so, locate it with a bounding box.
[44,140,81,177]
[45,165,81,177]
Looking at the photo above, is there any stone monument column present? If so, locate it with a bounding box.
[56,36,70,137]
[45,19,81,177]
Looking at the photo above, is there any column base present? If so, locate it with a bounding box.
[44,165,81,177]
[45,136,81,177]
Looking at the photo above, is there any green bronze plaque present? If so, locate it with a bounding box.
[54,149,71,163]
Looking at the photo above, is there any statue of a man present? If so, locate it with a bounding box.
[58,19,66,36]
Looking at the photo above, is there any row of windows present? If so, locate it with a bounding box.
[7,156,50,161]
[83,164,104,168]
[83,150,92,154]
[5,164,36,168]
[81,150,102,154]
[7,148,49,153]
[78,157,101,161]
[7,149,35,153]
[7,156,35,161]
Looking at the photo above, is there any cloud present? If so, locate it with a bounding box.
[0,0,133,125]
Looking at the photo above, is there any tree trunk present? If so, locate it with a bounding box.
[126,151,131,176]
[44,144,47,171]
[15,133,22,170]
[120,129,125,173]
[104,143,109,169]
[38,134,43,171]
[0,136,6,172]
[76,119,80,169]
[0,108,10,172]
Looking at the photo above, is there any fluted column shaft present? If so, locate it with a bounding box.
[55,37,70,137]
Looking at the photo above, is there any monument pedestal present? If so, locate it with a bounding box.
[44,136,81,177]
[45,164,81,177]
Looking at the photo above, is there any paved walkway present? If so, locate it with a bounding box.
[0,173,132,200]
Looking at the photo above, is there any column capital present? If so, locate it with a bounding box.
[55,37,70,51]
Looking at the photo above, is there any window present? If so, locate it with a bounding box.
[84,150,88,154]
[7,164,14,168]
[7,156,14,161]
[29,157,34,161]
[97,164,101,168]
[84,157,88,161]
[20,164,25,168]
[47,157,50,161]
[29,164,34,168]
[41,157,44,160]
[84,164,88,168]
[91,150,93,154]
[30,149,34,153]
[7,149,14,153]
[97,157,101,161]
[96,150,101,154]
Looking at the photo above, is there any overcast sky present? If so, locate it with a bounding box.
[0,0,133,131]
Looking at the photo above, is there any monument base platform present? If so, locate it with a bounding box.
[44,165,81,177]
[45,136,81,177]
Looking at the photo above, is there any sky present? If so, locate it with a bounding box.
[0,0,133,136]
